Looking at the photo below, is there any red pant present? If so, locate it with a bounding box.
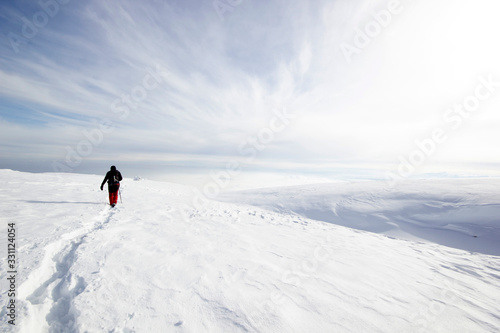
[109,184,120,205]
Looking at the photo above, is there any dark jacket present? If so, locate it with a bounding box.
[101,168,122,192]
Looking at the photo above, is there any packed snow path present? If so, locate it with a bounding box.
[0,170,499,332]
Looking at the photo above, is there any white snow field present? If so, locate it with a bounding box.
[1,170,499,333]
[219,179,500,256]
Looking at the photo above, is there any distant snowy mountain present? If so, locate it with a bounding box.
[1,170,499,332]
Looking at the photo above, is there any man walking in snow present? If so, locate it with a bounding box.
[100,165,123,207]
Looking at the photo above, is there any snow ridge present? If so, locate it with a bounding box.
[219,179,500,255]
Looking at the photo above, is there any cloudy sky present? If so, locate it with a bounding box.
[1,0,500,182]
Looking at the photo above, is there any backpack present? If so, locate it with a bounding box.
[111,171,121,184]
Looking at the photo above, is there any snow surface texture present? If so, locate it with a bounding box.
[0,170,499,332]
[219,179,500,256]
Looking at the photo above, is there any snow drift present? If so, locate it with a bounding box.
[219,179,500,256]
[0,170,499,332]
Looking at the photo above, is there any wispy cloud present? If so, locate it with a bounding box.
[1,0,500,178]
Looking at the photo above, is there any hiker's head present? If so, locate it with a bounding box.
[110,165,116,171]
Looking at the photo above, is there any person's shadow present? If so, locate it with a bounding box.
[22,200,102,204]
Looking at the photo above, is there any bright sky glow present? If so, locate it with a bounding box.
[1,0,499,181]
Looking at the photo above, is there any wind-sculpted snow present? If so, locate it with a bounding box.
[0,170,499,332]
[219,179,500,256]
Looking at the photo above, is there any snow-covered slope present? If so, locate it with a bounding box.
[219,179,500,256]
[0,170,499,332]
